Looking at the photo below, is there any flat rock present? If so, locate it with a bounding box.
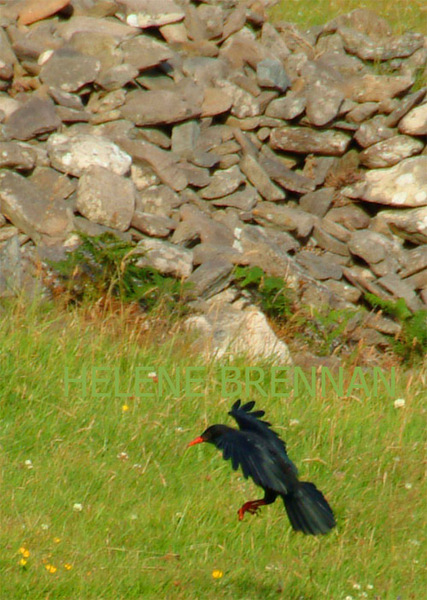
[253,201,314,238]
[31,166,76,202]
[239,153,285,201]
[118,138,187,192]
[0,170,72,242]
[265,91,306,120]
[47,132,132,177]
[270,126,351,156]
[374,206,427,245]
[116,0,185,28]
[76,166,135,231]
[398,102,427,136]
[354,115,397,148]
[399,246,427,278]
[338,25,423,61]
[135,184,180,216]
[377,272,424,312]
[359,135,424,168]
[0,141,36,169]
[256,58,290,91]
[296,250,343,280]
[135,238,193,278]
[385,88,426,128]
[17,0,70,26]
[305,79,344,126]
[40,48,101,92]
[121,80,203,125]
[202,87,233,117]
[121,36,173,71]
[200,165,244,200]
[344,73,414,103]
[299,188,335,217]
[348,230,394,265]
[258,152,315,194]
[3,97,61,141]
[211,184,259,211]
[171,120,200,159]
[343,156,427,207]
[57,16,139,41]
[131,211,175,237]
[187,258,234,299]
[326,205,371,230]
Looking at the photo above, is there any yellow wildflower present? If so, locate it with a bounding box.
[64,563,73,571]
[19,558,27,566]
[53,537,61,544]
[212,569,223,579]
[122,404,129,412]
[45,564,57,574]
[19,547,30,558]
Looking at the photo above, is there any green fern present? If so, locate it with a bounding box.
[233,265,293,321]
[365,293,427,362]
[49,232,189,313]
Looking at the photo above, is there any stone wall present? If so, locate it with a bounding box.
[0,0,426,336]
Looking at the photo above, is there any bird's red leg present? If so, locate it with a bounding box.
[238,499,267,521]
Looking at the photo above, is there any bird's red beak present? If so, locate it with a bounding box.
[187,435,204,447]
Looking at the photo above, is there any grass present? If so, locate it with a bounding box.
[0,299,426,599]
[269,0,427,35]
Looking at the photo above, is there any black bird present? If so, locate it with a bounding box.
[188,400,336,535]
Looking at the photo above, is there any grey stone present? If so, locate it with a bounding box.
[179,163,211,188]
[399,246,427,278]
[258,151,315,194]
[97,63,139,91]
[324,279,361,303]
[385,88,426,128]
[57,15,139,41]
[116,0,185,28]
[305,79,344,126]
[48,132,132,177]
[188,258,234,299]
[343,156,427,207]
[354,115,395,148]
[270,126,351,156]
[398,102,427,136]
[359,135,424,168]
[0,141,36,169]
[299,189,335,218]
[3,97,61,141]
[326,205,370,230]
[346,102,378,123]
[31,166,76,202]
[202,87,233,117]
[256,58,290,91]
[192,243,242,266]
[135,184,181,215]
[121,80,203,125]
[200,165,244,200]
[211,184,259,211]
[344,72,414,103]
[40,48,100,92]
[348,230,392,264]
[121,35,173,71]
[253,202,314,238]
[131,211,175,237]
[312,223,350,256]
[260,22,291,62]
[171,120,200,159]
[172,203,234,247]
[296,250,343,280]
[338,25,423,61]
[135,238,193,278]
[118,138,187,192]
[374,206,427,245]
[0,170,72,242]
[77,166,135,231]
[239,153,285,201]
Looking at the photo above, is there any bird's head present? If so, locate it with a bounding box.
[187,425,228,447]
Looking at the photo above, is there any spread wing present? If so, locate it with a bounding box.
[229,400,289,458]
[213,428,293,495]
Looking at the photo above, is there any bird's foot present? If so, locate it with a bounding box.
[238,499,267,521]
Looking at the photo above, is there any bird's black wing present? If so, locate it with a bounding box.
[229,400,290,460]
[213,428,295,495]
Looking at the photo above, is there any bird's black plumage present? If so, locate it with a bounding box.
[188,400,336,536]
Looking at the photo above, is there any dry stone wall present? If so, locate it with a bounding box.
[0,0,426,329]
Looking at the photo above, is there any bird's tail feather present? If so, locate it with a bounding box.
[282,482,336,535]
